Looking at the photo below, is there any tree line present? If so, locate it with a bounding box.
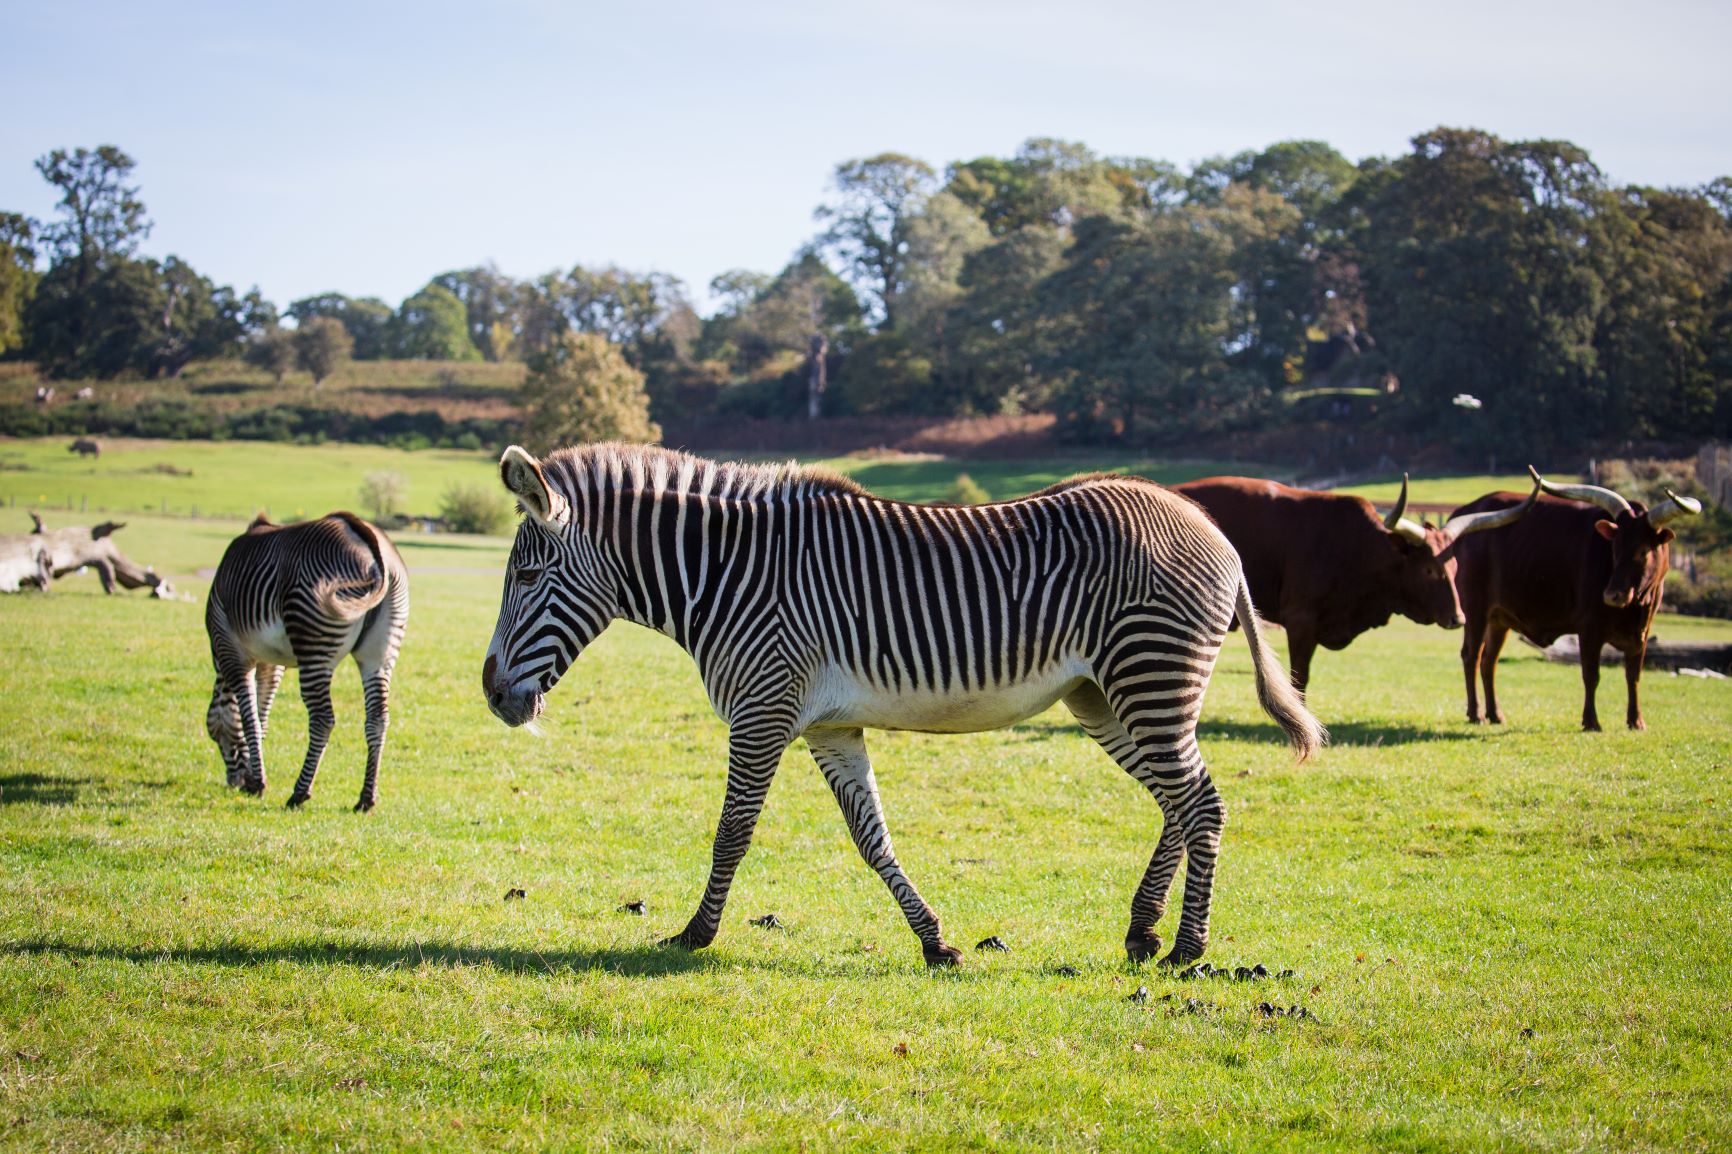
[3,131,1730,454]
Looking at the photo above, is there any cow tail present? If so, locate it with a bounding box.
[1233,573,1327,762]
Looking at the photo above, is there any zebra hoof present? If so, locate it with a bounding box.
[659,926,714,952]
[1157,940,1207,968]
[353,797,375,813]
[241,780,266,797]
[285,792,310,809]
[1125,930,1164,964]
[922,942,964,968]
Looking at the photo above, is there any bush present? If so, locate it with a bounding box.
[947,473,992,504]
[440,483,512,535]
[359,471,406,523]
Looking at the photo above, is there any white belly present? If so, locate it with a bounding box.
[805,659,1090,734]
[238,620,301,666]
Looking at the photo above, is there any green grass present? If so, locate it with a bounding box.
[2,442,1729,1151]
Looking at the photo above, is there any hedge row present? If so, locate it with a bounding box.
[0,399,514,451]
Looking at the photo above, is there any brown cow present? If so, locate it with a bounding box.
[29,513,172,596]
[68,437,102,458]
[1451,467,1701,731]
[1176,475,1537,692]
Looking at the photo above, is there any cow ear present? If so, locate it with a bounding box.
[1594,520,1617,541]
[500,446,569,529]
[1657,527,1675,545]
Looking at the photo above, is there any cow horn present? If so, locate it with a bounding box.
[1526,465,1633,518]
[1382,473,1410,531]
[1646,488,1702,529]
[1441,479,1541,543]
[1391,517,1429,545]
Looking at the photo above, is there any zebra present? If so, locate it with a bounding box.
[205,512,409,811]
[483,444,1324,967]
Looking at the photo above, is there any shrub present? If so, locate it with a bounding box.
[359,471,406,523]
[440,483,512,535]
[947,473,992,504]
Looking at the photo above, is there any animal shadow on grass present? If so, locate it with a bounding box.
[0,773,91,806]
[4,938,726,979]
[1199,719,1473,747]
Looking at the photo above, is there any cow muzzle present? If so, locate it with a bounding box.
[1603,588,1635,609]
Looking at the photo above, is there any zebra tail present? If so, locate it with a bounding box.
[1233,575,1327,762]
[316,514,391,621]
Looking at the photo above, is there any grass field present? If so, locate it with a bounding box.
[2,440,1729,1151]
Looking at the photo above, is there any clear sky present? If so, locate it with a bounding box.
[3,0,1727,314]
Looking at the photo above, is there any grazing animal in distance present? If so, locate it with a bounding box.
[205,512,409,810]
[1175,475,1538,692]
[68,437,102,459]
[1452,467,1700,731]
[482,444,1324,968]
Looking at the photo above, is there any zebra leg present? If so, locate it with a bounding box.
[354,662,392,812]
[254,663,284,739]
[1096,643,1226,967]
[805,727,960,967]
[661,723,792,953]
[224,662,268,796]
[1066,683,1183,964]
[287,661,338,808]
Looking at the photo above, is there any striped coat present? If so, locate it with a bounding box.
[484,445,1322,966]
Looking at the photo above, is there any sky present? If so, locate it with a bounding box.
[3,0,1728,315]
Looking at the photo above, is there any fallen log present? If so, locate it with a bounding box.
[1536,634,1732,674]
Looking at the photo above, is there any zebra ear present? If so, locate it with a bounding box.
[500,446,570,529]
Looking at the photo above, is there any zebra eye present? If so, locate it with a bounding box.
[515,566,543,587]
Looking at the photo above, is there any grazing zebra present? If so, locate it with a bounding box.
[483,445,1324,967]
[205,512,409,811]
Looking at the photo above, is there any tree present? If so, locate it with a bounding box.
[245,326,298,385]
[816,153,937,329]
[391,282,480,360]
[34,146,150,294]
[431,264,522,361]
[519,331,660,453]
[287,293,394,359]
[0,212,38,356]
[358,471,406,523]
[295,316,353,386]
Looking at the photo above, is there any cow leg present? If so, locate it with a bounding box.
[1622,640,1646,731]
[1284,619,1317,694]
[1578,629,1604,732]
[1461,618,1486,723]
[805,727,957,967]
[287,660,338,808]
[92,559,117,594]
[1067,683,1183,963]
[662,718,793,954]
[1479,623,1510,724]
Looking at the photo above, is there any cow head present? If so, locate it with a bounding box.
[1382,474,1540,628]
[1528,467,1700,609]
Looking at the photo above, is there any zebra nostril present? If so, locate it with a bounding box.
[483,653,498,694]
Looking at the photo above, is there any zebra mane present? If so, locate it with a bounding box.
[539,443,868,504]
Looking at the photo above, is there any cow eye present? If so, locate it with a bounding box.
[515,566,543,587]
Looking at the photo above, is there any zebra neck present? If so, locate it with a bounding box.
[582,484,789,653]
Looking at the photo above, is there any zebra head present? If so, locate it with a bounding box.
[484,446,618,727]
[205,678,246,787]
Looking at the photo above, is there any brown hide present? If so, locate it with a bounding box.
[1450,491,1667,731]
[1175,477,1460,692]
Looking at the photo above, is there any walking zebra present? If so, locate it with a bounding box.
[483,445,1324,966]
[205,512,409,811]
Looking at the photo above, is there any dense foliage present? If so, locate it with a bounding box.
[4,132,1730,454]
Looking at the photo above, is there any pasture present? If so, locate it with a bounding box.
[1,439,1729,1151]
